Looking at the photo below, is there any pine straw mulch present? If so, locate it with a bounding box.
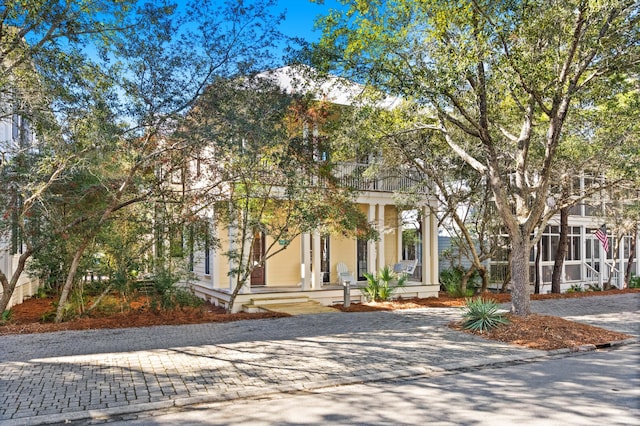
[450,313,632,351]
[0,296,288,336]
[1,288,637,351]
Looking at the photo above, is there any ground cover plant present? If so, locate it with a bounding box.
[461,298,509,333]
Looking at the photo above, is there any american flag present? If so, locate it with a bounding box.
[594,225,609,253]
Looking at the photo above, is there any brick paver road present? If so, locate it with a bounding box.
[1,293,638,425]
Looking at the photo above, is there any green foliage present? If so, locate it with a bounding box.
[440,267,478,297]
[35,286,51,299]
[46,289,84,322]
[361,265,406,302]
[172,288,205,309]
[1,310,12,325]
[462,298,509,333]
[40,310,56,323]
[146,269,203,311]
[586,283,602,292]
[90,295,122,316]
[628,275,640,289]
[567,284,584,293]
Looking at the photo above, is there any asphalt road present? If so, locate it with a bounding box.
[105,343,640,426]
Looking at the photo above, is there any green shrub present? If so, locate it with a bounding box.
[147,269,203,310]
[1,310,12,325]
[36,286,51,299]
[40,310,56,323]
[629,275,640,289]
[586,283,602,292]
[462,298,509,333]
[172,288,204,309]
[440,266,477,297]
[567,283,584,293]
[361,265,406,302]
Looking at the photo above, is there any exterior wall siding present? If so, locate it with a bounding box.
[383,206,399,271]
[265,236,301,286]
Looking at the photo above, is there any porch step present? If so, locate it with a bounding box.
[248,296,311,306]
[242,298,339,315]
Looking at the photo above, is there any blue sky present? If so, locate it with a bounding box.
[274,0,343,42]
[166,0,346,65]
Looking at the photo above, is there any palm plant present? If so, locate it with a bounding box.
[361,265,407,302]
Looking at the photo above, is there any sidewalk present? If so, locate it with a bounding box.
[1,293,638,425]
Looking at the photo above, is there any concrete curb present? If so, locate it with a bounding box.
[8,338,637,426]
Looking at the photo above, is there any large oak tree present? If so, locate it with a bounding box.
[312,0,639,315]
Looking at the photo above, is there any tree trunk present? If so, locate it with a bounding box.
[534,238,541,294]
[510,233,531,316]
[624,228,637,288]
[0,249,34,313]
[551,206,569,293]
[86,283,113,313]
[460,268,470,295]
[54,237,91,322]
[478,265,489,293]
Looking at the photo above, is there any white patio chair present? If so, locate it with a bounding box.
[404,259,418,275]
[336,262,356,285]
[393,259,418,276]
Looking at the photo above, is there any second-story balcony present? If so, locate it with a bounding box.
[253,160,430,195]
[334,162,430,194]
[181,158,431,199]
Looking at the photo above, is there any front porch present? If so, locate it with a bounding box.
[191,281,440,313]
[189,193,441,313]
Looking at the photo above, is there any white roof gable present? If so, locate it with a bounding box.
[256,65,400,109]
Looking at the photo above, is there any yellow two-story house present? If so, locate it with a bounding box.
[185,66,440,312]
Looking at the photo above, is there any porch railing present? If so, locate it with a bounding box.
[334,162,429,194]
[256,160,430,195]
[584,262,619,288]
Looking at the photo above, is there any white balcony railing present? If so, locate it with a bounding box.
[334,162,429,194]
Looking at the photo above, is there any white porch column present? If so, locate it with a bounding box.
[430,205,439,283]
[312,231,322,289]
[421,206,429,285]
[397,210,403,262]
[422,204,438,285]
[581,226,587,285]
[598,241,605,288]
[301,232,312,290]
[211,221,219,289]
[618,240,625,288]
[377,204,385,271]
[212,248,219,289]
[368,204,377,274]
[537,238,544,289]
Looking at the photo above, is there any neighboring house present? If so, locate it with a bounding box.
[185,66,440,312]
[0,109,41,309]
[438,235,488,276]
[488,175,640,293]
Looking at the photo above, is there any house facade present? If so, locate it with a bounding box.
[0,108,41,308]
[189,174,440,312]
[185,66,441,312]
